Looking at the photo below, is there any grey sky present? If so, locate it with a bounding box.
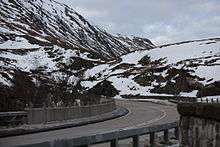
[60,0,220,45]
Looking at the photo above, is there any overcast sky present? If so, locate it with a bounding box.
[60,0,220,45]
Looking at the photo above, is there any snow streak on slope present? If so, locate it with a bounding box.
[81,38,220,98]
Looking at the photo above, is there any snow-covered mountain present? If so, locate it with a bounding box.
[81,38,220,98]
[0,0,155,111]
[0,0,154,60]
[1,0,219,111]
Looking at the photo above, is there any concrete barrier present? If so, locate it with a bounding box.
[178,102,220,147]
[26,100,116,124]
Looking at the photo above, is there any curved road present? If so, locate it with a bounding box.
[0,100,179,147]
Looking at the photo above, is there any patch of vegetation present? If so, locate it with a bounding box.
[87,80,119,97]
[68,57,94,70]
[0,70,100,111]
[150,81,180,95]
[138,55,150,65]
[133,72,157,86]
[151,57,167,66]
[197,81,220,97]
[112,63,134,71]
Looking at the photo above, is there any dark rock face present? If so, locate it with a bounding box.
[87,80,119,97]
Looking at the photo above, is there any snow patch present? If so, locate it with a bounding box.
[84,64,110,79]
[0,48,57,72]
[0,74,12,87]
[68,75,80,86]
[0,37,41,49]
[179,90,198,97]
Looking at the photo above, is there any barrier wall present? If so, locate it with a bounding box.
[178,102,220,147]
[26,100,116,124]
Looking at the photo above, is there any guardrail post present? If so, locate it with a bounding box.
[132,135,139,147]
[174,127,179,140]
[163,129,169,143]
[217,99,219,103]
[110,139,119,147]
[43,103,47,124]
[150,132,155,146]
[27,102,33,124]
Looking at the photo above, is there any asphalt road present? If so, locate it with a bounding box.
[0,100,179,147]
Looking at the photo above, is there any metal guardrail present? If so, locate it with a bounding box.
[21,121,179,147]
[197,97,220,103]
[0,100,179,147]
[173,97,197,103]
[170,97,220,104]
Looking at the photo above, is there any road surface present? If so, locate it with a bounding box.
[0,100,179,147]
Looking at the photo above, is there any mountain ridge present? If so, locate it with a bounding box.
[0,0,154,60]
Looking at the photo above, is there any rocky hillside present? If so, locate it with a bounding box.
[0,0,154,60]
[0,0,155,111]
[1,0,219,111]
[81,38,220,98]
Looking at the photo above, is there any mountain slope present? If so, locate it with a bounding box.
[81,38,220,98]
[0,45,105,110]
[0,0,154,60]
[0,0,154,111]
[2,0,219,111]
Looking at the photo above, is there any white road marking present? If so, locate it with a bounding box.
[135,106,167,127]
[116,99,167,128]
